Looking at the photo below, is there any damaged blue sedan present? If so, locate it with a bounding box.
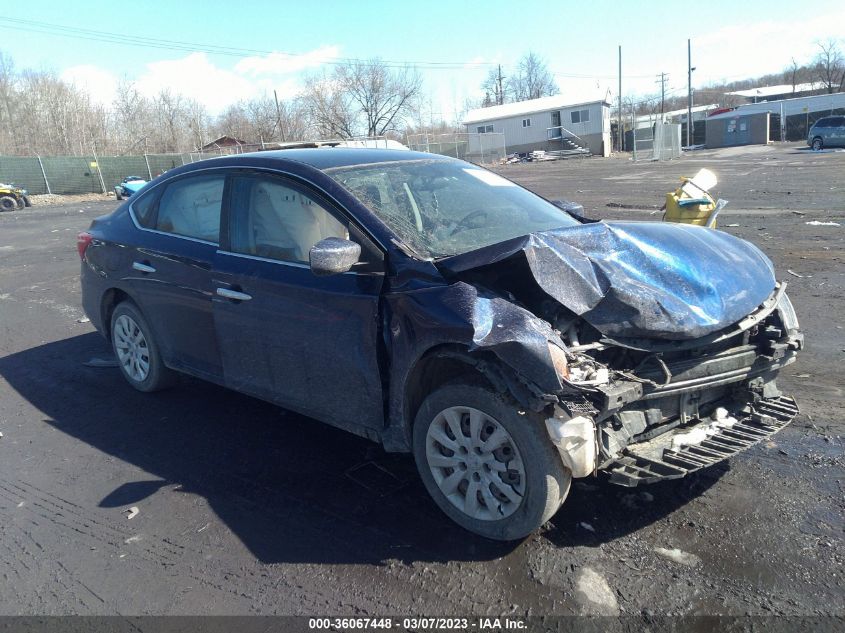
[79,149,802,540]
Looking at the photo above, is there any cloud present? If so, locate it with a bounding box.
[134,53,259,112]
[234,45,341,76]
[696,10,845,85]
[61,65,118,105]
[463,56,487,69]
[110,45,343,113]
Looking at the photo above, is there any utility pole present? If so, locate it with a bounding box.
[687,39,693,147]
[618,45,623,151]
[656,72,668,117]
[274,89,286,143]
[496,64,505,105]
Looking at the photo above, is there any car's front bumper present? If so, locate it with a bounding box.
[605,394,798,486]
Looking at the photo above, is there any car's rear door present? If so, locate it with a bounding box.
[211,170,386,432]
[124,172,225,381]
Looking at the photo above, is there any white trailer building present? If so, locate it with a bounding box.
[463,93,612,157]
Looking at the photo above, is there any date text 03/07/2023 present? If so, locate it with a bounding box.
[308,617,527,630]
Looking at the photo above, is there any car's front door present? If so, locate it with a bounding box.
[212,170,386,432]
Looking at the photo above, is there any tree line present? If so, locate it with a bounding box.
[0,51,425,157]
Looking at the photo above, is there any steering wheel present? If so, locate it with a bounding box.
[450,209,488,236]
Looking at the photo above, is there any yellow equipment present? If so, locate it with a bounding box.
[662,169,725,228]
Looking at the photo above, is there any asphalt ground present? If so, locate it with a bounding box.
[0,142,842,618]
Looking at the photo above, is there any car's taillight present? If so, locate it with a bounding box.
[77,232,93,259]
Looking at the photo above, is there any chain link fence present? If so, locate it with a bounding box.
[406,133,507,166]
[632,123,682,162]
[0,138,403,195]
[0,152,196,195]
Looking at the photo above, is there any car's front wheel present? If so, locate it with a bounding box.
[812,137,823,151]
[412,381,570,540]
[110,301,176,392]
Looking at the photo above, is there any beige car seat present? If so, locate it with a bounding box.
[158,179,222,242]
[250,181,347,262]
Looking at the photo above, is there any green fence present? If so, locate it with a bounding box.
[0,153,196,195]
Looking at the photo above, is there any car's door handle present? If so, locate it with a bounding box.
[132,261,156,274]
[216,287,252,301]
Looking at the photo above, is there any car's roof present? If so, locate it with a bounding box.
[223,147,451,170]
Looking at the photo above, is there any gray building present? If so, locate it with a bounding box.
[705,91,845,146]
[463,93,612,157]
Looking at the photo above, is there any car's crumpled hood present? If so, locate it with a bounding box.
[436,221,776,340]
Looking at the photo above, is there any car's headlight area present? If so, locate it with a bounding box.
[777,291,800,332]
[547,342,569,380]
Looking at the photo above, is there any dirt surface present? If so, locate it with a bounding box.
[28,192,116,207]
[0,143,842,618]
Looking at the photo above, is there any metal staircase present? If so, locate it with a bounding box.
[546,126,591,158]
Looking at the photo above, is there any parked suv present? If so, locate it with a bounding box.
[78,149,801,540]
[807,115,845,150]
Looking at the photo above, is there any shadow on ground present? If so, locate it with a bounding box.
[0,333,721,564]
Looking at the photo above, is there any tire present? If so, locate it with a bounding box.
[412,381,571,540]
[22,195,31,208]
[0,196,17,212]
[812,137,823,151]
[115,188,123,201]
[110,301,176,392]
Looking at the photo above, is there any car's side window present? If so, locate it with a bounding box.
[155,174,225,243]
[132,190,158,229]
[228,174,349,263]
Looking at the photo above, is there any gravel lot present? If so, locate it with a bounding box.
[0,143,842,618]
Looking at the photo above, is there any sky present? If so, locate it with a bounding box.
[1,0,843,124]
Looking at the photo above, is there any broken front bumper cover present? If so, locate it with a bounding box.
[605,395,799,487]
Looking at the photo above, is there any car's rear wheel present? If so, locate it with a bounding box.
[412,381,570,540]
[0,196,17,212]
[115,188,123,200]
[110,302,176,392]
[812,137,823,151]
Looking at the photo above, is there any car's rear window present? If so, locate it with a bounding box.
[131,190,157,228]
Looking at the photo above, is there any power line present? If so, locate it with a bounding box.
[0,16,497,70]
[0,16,691,83]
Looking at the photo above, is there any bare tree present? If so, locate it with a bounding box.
[151,90,189,152]
[785,58,805,93]
[185,98,209,150]
[507,52,558,101]
[112,80,153,153]
[277,98,310,142]
[481,67,506,105]
[337,59,422,137]
[301,70,359,138]
[216,102,251,141]
[813,39,845,93]
[0,52,21,154]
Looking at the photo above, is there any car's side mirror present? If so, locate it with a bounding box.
[552,199,597,223]
[309,237,361,276]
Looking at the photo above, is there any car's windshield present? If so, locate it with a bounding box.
[324,158,579,258]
